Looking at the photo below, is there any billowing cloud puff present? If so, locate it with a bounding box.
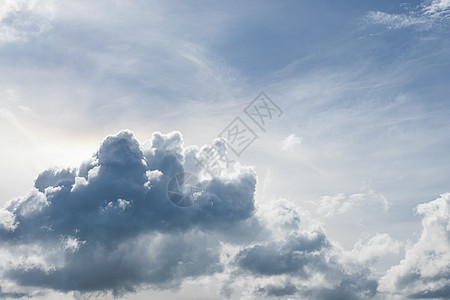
[379,193,450,299]
[352,233,401,264]
[0,130,257,295]
[424,0,450,16]
[222,198,379,300]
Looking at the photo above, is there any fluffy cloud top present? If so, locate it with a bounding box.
[379,193,450,298]
[223,198,379,300]
[0,130,257,295]
[424,0,450,16]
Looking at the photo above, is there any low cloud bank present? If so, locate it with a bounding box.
[0,130,448,299]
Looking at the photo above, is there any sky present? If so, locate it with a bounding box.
[0,0,449,299]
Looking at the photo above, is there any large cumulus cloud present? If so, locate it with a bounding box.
[0,130,257,295]
[222,198,378,300]
[379,193,450,299]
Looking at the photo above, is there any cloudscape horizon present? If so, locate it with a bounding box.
[1,1,449,299]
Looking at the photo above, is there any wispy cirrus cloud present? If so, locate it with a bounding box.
[366,0,450,30]
[366,11,426,30]
[280,133,301,152]
[317,190,389,218]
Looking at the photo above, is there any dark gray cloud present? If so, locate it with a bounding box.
[0,130,257,295]
[233,230,377,299]
[408,285,450,299]
[235,232,328,276]
[217,197,380,300]
[5,232,222,295]
[256,282,299,297]
[34,168,76,193]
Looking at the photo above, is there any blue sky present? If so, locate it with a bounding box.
[0,1,449,299]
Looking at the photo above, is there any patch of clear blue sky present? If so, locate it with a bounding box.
[204,0,449,111]
[209,0,425,75]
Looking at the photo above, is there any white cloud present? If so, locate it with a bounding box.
[0,208,18,231]
[224,198,379,299]
[366,0,450,30]
[0,0,54,44]
[317,190,389,218]
[379,193,450,298]
[366,11,425,29]
[60,235,85,253]
[352,233,402,264]
[280,134,301,152]
[423,0,450,16]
